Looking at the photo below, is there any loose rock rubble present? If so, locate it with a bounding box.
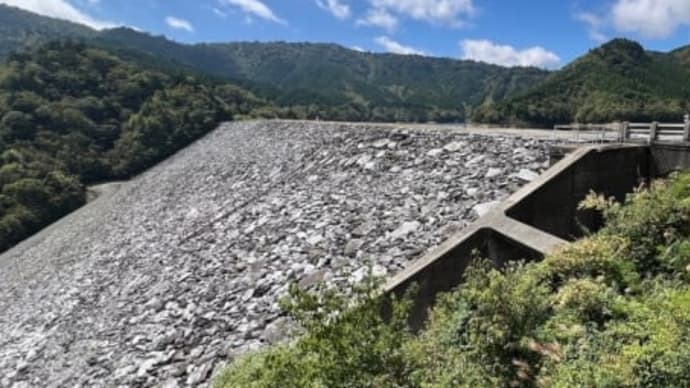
[0,121,552,387]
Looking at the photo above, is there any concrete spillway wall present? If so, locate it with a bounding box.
[386,143,690,328]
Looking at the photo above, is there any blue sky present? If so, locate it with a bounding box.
[4,0,690,68]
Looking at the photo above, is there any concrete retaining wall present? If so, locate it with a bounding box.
[651,143,690,176]
[507,145,650,241]
[386,143,690,329]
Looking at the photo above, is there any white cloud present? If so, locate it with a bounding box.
[611,0,690,38]
[165,16,194,32]
[316,0,350,20]
[221,0,286,24]
[351,45,365,52]
[375,36,425,55]
[574,12,608,42]
[356,8,398,32]
[212,7,227,18]
[576,0,690,40]
[364,0,475,28]
[0,0,116,29]
[460,39,560,68]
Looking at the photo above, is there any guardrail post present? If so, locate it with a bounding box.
[649,121,658,143]
[684,120,690,142]
[620,121,629,142]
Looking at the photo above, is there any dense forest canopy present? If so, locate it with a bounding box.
[0,41,265,252]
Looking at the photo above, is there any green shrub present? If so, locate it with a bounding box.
[215,279,418,388]
[584,173,690,275]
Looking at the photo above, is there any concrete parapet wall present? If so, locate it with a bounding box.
[384,143,689,329]
[507,145,650,241]
[651,143,690,176]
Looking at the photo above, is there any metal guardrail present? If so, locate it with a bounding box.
[551,123,619,144]
[554,121,690,144]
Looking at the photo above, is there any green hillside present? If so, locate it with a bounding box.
[0,41,265,252]
[0,4,96,59]
[5,6,690,127]
[93,32,548,122]
[0,4,549,123]
[473,39,690,127]
[191,42,548,121]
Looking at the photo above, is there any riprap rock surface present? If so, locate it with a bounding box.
[0,121,552,387]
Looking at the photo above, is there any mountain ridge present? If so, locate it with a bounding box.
[3,5,690,127]
[472,38,690,127]
[0,4,549,122]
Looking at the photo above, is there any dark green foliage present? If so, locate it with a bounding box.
[217,172,690,387]
[0,147,84,250]
[0,41,265,252]
[473,39,690,127]
[582,175,690,277]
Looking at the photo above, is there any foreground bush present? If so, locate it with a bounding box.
[216,172,690,388]
[215,278,417,387]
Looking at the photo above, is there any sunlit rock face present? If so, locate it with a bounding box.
[0,121,551,387]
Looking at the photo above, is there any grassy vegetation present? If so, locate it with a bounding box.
[216,172,690,387]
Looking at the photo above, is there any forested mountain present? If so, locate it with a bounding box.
[5,5,690,127]
[0,4,549,122]
[232,42,548,119]
[0,42,265,252]
[99,38,548,122]
[473,39,690,127]
[0,4,96,59]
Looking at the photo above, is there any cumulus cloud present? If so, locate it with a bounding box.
[165,16,194,32]
[363,0,475,28]
[316,0,350,20]
[576,0,690,40]
[611,0,690,38]
[460,39,560,68]
[0,0,116,29]
[375,36,425,56]
[574,12,608,43]
[221,0,286,24]
[356,8,398,32]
